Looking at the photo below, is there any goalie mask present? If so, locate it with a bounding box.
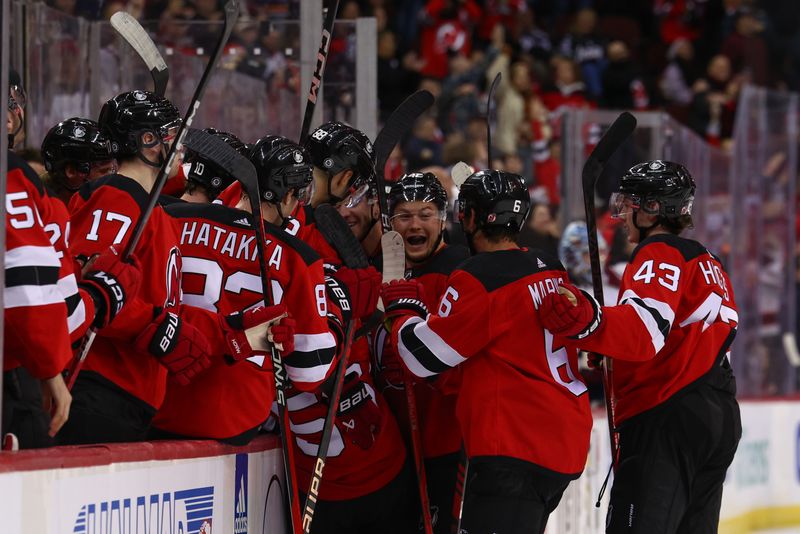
[610,160,695,235]
[304,121,376,202]
[98,90,181,167]
[456,170,530,234]
[250,135,313,207]
[41,118,116,190]
[184,128,248,200]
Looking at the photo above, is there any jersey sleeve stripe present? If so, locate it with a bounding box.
[397,316,466,377]
[287,391,318,411]
[618,289,675,354]
[6,245,63,269]
[285,362,332,385]
[5,265,61,288]
[5,284,65,309]
[294,332,337,353]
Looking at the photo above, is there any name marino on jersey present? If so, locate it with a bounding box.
[179,220,285,269]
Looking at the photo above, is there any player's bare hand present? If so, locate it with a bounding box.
[41,374,71,437]
[558,285,578,306]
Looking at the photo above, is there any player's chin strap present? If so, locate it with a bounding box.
[137,130,169,168]
[631,208,660,239]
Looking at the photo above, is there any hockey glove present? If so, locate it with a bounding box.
[331,265,381,320]
[220,304,292,361]
[538,283,602,339]
[380,280,429,325]
[333,374,382,450]
[79,247,142,328]
[136,308,212,385]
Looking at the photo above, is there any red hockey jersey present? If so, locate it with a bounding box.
[4,151,72,378]
[391,248,592,475]
[574,234,739,424]
[377,244,469,459]
[68,174,184,409]
[153,202,337,439]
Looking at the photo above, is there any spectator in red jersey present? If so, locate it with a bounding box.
[418,0,482,79]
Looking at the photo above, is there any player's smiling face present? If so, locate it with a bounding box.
[391,200,445,263]
[336,191,377,242]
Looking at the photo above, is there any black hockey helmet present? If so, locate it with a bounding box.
[41,117,114,174]
[388,171,447,216]
[249,135,313,204]
[98,90,181,158]
[184,128,248,200]
[304,121,376,191]
[611,160,695,226]
[456,170,530,233]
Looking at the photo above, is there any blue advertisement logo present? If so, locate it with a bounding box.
[234,453,248,534]
[73,486,214,534]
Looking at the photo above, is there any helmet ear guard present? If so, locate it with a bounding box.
[457,169,530,234]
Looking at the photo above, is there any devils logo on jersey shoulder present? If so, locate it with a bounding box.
[164,246,183,309]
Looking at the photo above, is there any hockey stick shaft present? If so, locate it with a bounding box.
[407,382,434,534]
[65,1,239,389]
[238,167,304,534]
[110,12,169,96]
[486,72,501,165]
[450,445,468,534]
[581,111,636,467]
[299,0,340,144]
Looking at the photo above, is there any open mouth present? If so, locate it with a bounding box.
[407,235,427,246]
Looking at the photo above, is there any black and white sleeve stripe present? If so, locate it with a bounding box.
[396,316,467,378]
[58,273,88,335]
[618,289,675,354]
[284,332,338,384]
[4,245,64,309]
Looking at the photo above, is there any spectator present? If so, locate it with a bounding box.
[404,115,444,171]
[541,55,594,114]
[187,0,225,52]
[659,38,701,105]
[600,40,649,110]
[378,30,422,122]
[417,0,482,79]
[558,7,607,99]
[689,54,741,144]
[491,57,531,158]
[721,8,771,87]
[514,9,553,65]
[517,202,560,256]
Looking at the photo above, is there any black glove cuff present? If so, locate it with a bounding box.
[385,298,428,319]
[81,270,125,324]
[148,312,182,357]
[79,281,108,328]
[569,290,603,340]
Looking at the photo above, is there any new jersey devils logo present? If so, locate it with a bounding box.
[164,246,182,309]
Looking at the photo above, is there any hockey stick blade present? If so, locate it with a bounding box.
[374,90,435,231]
[110,12,169,96]
[183,128,257,192]
[486,72,501,164]
[314,204,369,269]
[299,0,340,143]
[451,161,474,189]
[381,231,405,283]
[582,111,636,190]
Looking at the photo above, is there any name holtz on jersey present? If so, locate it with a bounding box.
[179,220,284,268]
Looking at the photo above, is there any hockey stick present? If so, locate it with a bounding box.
[486,72,501,164]
[373,90,435,231]
[299,203,365,532]
[219,135,306,534]
[110,12,169,97]
[65,0,238,385]
[581,111,636,468]
[299,0,340,143]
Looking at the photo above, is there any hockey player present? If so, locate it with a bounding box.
[373,171,469,533]
[151,136,337,444]
[7,68,25,149]
[180,128,248,203]
[538,160,741,534]
[58,91,287,445]
[335,183,382,260]
[380,170,592,534]
[41,117,117,205]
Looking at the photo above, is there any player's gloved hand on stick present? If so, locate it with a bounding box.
[377,331,412,385]
[538,283,602,339]
[333,375,382,450]
[136,308,212,385]
[380,279,428,323]
[220,304,293,360]
[79,246,142,328]
[333,265,381,320]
